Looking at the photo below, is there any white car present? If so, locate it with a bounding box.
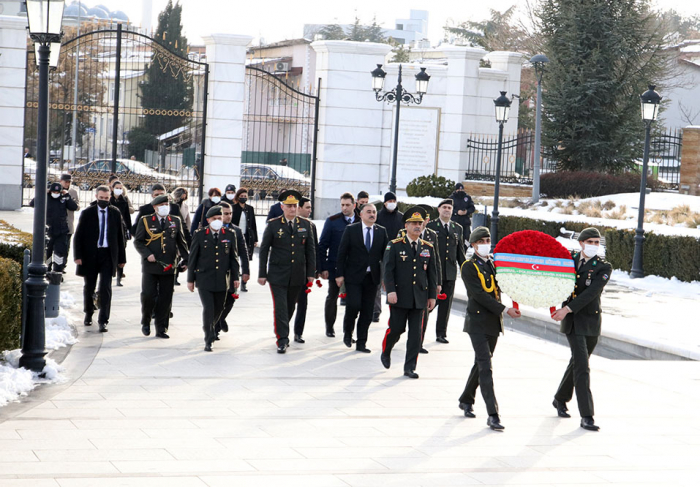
[23,158,63,187]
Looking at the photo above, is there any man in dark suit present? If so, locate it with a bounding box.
[335,203,388,353]
[131,184,184,238]
[551,227,612,432]
[292,196,319,343]
[449,183,475,244]
[216,201,250,338]
[133,195,189,339]
[258,190,316,353]
[380,207,438,379]
[427,199,467,343]
[458,227,521,430]
[318,192,357,337]
[374,191,403,322]
[187,206,240,352]
[73,185,127,332]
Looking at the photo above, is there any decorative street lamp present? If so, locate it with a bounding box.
[630,84,662,279]
[490,91,513,252]
[371,63,430,194]
[21,0,65,373]
[529,53,549,204]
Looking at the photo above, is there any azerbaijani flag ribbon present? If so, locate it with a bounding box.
[494,253,575,280]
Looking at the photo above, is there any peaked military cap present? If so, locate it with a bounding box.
[403,206,426,223]
[279,189,302,205]
[151,195,169,206]
[206,205,223,218]
[438,198,453,208]
[578,227,601,241]
[469,226,490,244]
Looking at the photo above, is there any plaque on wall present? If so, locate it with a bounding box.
[391,106,440,190]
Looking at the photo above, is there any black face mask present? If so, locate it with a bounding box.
[238,198,248,204]
[97,200,109,209]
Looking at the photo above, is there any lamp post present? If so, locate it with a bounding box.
[529,54,549,203]
[490,91,513,252]
[21,0,65,373]
[630,85,662,279]
[371,64,430,194]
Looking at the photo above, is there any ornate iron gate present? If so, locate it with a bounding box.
[464,129,539,184]
[22,24,209,208]
[242,66,319,215]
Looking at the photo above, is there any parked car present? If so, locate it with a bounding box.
[71,159,180,192]
[240,163,310,200]
[22,158,63,188]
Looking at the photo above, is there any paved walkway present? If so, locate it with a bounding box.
[1,209,700,485]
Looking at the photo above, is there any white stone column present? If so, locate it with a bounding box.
[201,34,252,196]
[311,40,393,218]
[0,15,28,210]
[484,51,524,124]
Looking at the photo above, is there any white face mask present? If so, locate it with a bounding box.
[583,244,599,258]
[51,193,60,199]
[114,189,123,196]
[475,244,490,258]
[209,220,223,231]
[156,205,170,217]
[226,193,235,200]
[210,196,221,204]
[386,202,397,211]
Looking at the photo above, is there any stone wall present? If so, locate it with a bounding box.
[679,126,700,196]
[462,181,532,198]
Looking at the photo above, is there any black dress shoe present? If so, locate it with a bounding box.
[294,334,305,343]
[204,343,212,352]
[84,315,93,327]
[487,415,504,430]
[404,370,419,379]
[241,282,248,292]
[141,325,151,336]
[277,343,288,354]
[116,280,123,287]
[155,332,170,339]
[459,402,475,418]
[436,337,449,344]
[326,330,335,338]
[221,321,229,333]
[356,347,371,353]
[580,417,600,431]
[372,313,380,323]
[419,347,429,354]
[343,335,352,348]
[380,353,390,369]
[98,323,108,333]
[553,399,571,418]
[174,280,180,286]
[214,334,220,341]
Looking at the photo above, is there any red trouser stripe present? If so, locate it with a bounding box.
[269,286,280,340]
[381,305,393,352]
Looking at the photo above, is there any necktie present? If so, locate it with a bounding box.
[288,221,294,233]
[99,210,106,247]
[213,232,219,244]
[411,241,417,256]
[365,227,372,251]
[160,218,167,231]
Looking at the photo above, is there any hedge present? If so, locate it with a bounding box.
[540,171,662,198]
[0,257,22,351]
[0,220,33,265]
[406,174,457,198]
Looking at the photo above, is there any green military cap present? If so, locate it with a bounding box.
[469,226,490,244]
[403,206,426,223]
[206,205,222,218]
[438,198,453,208]
[151,195,169,206]
[578,227,601,241]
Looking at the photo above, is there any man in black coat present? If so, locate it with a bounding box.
[292,197,319,343]
[458,226,520,430]
[449,183,475,244]
[318,192,357,337]
[380,207,438,379]
[551,227,612,432]
[30,182,78,273]
[335,204,388,353]
[131,183,184,239]
[73,185,127,332]
[374,191,403,322]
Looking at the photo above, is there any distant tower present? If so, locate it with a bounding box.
[141,0,153,33]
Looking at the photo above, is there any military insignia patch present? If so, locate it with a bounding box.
[420,249,430,258]
[603,274,609,281]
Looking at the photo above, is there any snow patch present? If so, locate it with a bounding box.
[610,270,700,299]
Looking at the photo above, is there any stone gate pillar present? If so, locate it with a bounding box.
[680,126,700,196]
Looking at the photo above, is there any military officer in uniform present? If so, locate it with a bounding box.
[258,190,316,353]
[380,207,438,379]
[458,227,521,430]
[133,195,189,338]
[427,199,466,343]
[551,227,612,431]
[187,206,240,352]
[292,196,319,343]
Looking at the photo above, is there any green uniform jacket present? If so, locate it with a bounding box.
[561,252,612,336]
[259,215,316,286]
[187,226,240,292]
[383,236,438,309]
[398,226,442,285]
[462,255,506,337]
[133,214,189,275]
[426,219,466,281]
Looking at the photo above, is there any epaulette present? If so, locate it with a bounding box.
[391,237,403,243]
[269,215,283,222]
[420,239,433,247]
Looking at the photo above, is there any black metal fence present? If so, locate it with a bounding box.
[22,24,209,210]
[242,66,319,215]
[649,128,682,189]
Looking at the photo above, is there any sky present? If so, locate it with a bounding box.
[83,0,699,46]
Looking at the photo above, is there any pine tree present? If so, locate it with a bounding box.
[536,0,672,172]
[318,23,346,40]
